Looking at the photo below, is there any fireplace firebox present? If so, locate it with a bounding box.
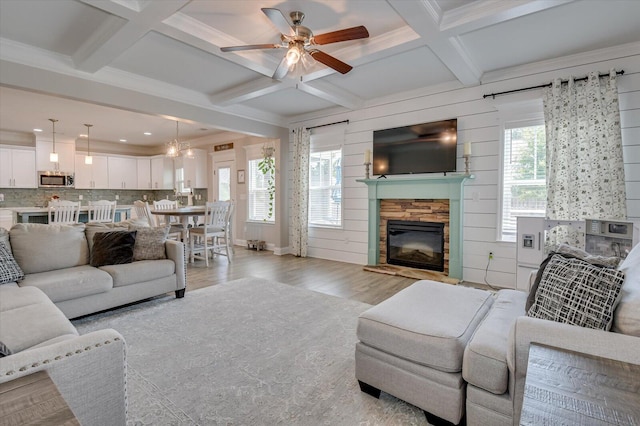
[386,220,445,271]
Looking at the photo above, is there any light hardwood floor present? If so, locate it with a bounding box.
[186,248,420,305]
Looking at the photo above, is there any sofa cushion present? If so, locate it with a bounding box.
[527,254,625,330]
[90,230,137,267]
[99,259,175,287]
[10,223,88,274]
[0,286,78,353]
[463,289,527,394]
[132,226,169,261]
[0,243,24,284]
[357,280,494,373]
[19,265,113,303]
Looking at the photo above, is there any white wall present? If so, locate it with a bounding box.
[288,46,640,288]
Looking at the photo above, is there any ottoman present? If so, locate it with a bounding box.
[355,280,494,425]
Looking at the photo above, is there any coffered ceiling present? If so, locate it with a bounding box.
[1,0,639,148]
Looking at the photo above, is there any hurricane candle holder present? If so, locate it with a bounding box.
[364,162,371,179]
[464,154,471,175]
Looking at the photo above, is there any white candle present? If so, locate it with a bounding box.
[364,149,371,164]
[464,142,472,156]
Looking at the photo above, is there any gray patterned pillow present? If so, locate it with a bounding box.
[527,254,625,330]
[0,341,11,357]
[0,228,11,253]
[133,226,169,261]
[0,243,24,284]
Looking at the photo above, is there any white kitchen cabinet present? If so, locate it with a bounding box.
[108,156,137,189]
[151,156,173,189]
[74,154,109,189]
[36,140,75,172]
[177,149,207,189]
[0,146,36,188]
[137,158,152,189]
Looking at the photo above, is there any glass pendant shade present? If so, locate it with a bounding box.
[49,151,59,162]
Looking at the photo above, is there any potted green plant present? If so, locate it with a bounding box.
[258,145,276,220]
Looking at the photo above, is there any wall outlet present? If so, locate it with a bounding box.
[0,193,4,202]
[143,194,147,201]
[78,195,83,200]
[115,194,119,200]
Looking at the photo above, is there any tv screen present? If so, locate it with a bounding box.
[373,119,457,176]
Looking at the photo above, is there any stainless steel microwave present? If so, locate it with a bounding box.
[38,171,74,188]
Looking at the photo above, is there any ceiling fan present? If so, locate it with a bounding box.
[220,8,369,80]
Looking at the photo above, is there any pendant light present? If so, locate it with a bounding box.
[84,124,93,165]
[49,118,58,163]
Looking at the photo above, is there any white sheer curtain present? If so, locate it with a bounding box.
[291,127,310,257]
[543,70,626,223]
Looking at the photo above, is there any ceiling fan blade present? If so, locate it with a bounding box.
[220,44,281,52]
[262,8,295,37]
[312,26,369,45]
[309,50,353,74]
[272,56,290,80]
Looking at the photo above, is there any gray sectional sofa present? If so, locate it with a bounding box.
[0,285,127,425]
[356,246,640,425]
[0,221,187,424]
[1,221,186,319]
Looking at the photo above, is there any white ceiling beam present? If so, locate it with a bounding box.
[439,0,577,36]
[387,0,482,86]
[73,0,190,73]
[296,81,363,110]
[209,78,293,106]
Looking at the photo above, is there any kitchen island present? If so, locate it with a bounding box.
[9,205,132,224]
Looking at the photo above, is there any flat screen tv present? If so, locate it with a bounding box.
[373,118,457,176]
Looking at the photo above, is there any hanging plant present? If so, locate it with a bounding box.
[258,145,276,220]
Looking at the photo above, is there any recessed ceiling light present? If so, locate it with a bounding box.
[144,132,152,136]
[119,139,127,142]
[33,128,43,132]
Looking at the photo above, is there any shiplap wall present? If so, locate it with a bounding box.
[289,49,640,288]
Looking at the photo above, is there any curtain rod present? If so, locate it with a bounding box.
[482,70,624,99]
[292,119,349,132]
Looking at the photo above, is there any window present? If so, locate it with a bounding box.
[309,149,342,227]
[248,157,275,222]
[500,121,546,241]
[175,167,190,193]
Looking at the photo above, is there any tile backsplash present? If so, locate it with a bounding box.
[0,188,208,207]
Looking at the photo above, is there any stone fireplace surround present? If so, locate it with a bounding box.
[357,174,473,279]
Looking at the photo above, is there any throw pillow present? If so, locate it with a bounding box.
[0,227,11,252]
[0,341,11,357]
[132,226,169,261]
[90,231,137,268]
[0,243,24,284]
[527,254,625,330]
[526,248,621,312]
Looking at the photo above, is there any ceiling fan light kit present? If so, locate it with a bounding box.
[221,8,369,80]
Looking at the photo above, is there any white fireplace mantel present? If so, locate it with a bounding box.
[357,174,474,279]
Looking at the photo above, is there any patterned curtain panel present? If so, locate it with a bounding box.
[292,128,310,257]
[543,70,626,224]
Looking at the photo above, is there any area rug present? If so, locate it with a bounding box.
[74,278,426,425]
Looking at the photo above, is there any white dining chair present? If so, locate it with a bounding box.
[133,200,157,227]
[88,200,117,223]
[152,199,183,240]
[190,201,233,266]
[48,200,81,224]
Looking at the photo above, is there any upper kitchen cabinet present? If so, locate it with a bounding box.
[36,139,75,172]
[151,156,173,190]
[0,146,36,188]
[177,149,207,190]
[74,154,109,189]
[137,158,152,190]
[108,156,137,189]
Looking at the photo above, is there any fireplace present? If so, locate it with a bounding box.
[386,220,445,272]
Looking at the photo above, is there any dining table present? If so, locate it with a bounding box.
[150,205,206,245]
